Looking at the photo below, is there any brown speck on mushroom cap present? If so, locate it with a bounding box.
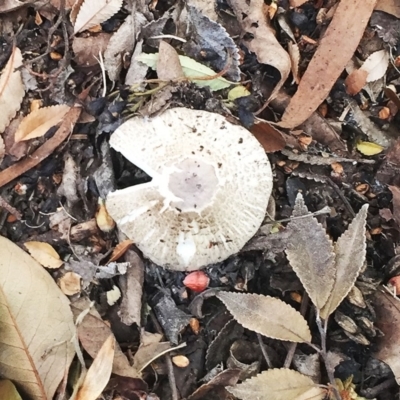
[106,108,273,271]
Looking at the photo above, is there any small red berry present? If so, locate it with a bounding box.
[183,271,210,292]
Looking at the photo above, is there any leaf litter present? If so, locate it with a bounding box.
[0,0,400,399]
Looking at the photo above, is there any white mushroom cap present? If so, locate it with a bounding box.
[106,108,272,271]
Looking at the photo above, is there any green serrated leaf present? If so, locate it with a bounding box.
[137,53,233,91]
[228,85,251,101]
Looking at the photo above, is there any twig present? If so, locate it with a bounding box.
[165,353,179,400]
[257,333,273,368]
[0,196,22,219]
[284,292,310,368]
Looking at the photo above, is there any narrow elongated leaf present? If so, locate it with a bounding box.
[14,105,71,142]
[74,0,123,34]
[0,47,25,133]
[0,236,75,400]
[217,292,311,343]
[76,335,115,400]
[286,194,336,310]
[137,53,232,91]
[227,368,326,400]
[320,204,368,319]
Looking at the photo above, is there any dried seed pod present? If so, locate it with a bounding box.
[346,285,367,308]
[335,311,359,335]
[356,316,376,337]
[342,331,370,346]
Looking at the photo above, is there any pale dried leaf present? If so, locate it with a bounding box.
[286,194,336,310]
[360,49,389,82]
[70,0,84,24]
[0,0,24,13]
[76,335,115,400]
[280,0,377,128]
[320,204,368,319]
[0,137,4,164]
[288,41,300,84]
[217,292,311,343]
[24,241,63,269]
[229,0,290,102]
[227,368,326,400]
[14,105,71,142]
[58,271,81,295]
[290,0,309,6]
[133,341,172,372]
[104,15,136,81]
[374,0,400,18]
[71,297,140,378]
[74,0,123,34]
[0,236,75,400]
[157,41,185,81]
[0,47,25,134]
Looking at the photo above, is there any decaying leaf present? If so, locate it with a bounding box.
[108,239,134,263]
[137,53,232,91]
[24,240,63,269]
[0,0,24,13]
[217,292,312,343]
[320,204,368,319]
[0,236,75,400]
[250,121,286,153]
[373,289,400,384]
[227,368,326,400]
[157,41,185,81]
[14,104,71,142]
[374,0,400,18]
[76,335,115,400]
[345,68,369,95]
[73,33,111,67]
[71,297,140,378]
[104,15,136,81]
[285,195,336,310]
[0,47,25,134]
[73,0,123,34]
[229,0,290,102]
[356,140,384,156]
[280,0,377,128]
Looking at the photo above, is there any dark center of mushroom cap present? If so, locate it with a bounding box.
[167,158,218,212]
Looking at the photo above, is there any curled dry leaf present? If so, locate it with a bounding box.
[373,289,400,383]
[76,335,115,400]
[229,0,290,102]
[0,236,75,400]
[285,194,336,310]
[14,104,71,142]
[73,0,123,34]
[24,240,63,269]
[320,204,368,319]
[227,368,326,400]
[217,292,312,343]
[0,47,25,134]
[58,271,82,295]
[280,0,377,128]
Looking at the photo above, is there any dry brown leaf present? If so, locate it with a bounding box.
[286,194,336,310]
[0,0,24,13]
[375,0,400,18]
[320,204,368,319]
[108,239,134,263]
[289,0,309,7]
[373,289,400,383]
[229,0,290,103]
[389,185,400,226]
[0,236,75,400]
[345,68,368,95]
[71,297,140,378]
[157,41,185,81]
[14,105,71,142]
[227,368,326,400]
[217,292,311,343]
[104,15,136,81]
[70,0,84,24]
[0,47,25,134]
[250,121,286,153]
[73,33,111,67]
[50,0,76,9]
[24,240,63,269]
[133,336,172,372]
[58,271,82,295]
[74,0,123,34]
[76,335,115,400]
[280,0,377,128]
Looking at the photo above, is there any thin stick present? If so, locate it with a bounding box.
[257,333,273,368]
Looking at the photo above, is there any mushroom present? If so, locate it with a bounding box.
[106,108,272,271]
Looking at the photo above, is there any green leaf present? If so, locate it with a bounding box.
[137,53,233,91]
[228,85,251,101]
[0,380,22,400]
